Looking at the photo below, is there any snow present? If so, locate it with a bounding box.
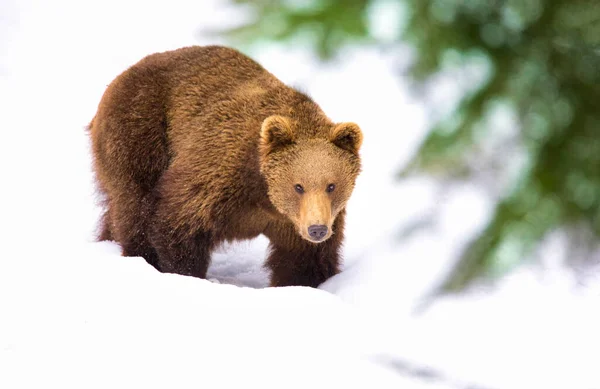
[2,242,403,389]
[1,1,599,388]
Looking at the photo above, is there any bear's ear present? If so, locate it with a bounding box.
[260,115,295,155]
[330,122,363,155]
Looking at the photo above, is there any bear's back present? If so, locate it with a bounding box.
[140,46,282,111]
[143,46,290,146]
[157,46,325,155]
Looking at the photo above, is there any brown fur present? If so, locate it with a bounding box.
[89,45,362,287]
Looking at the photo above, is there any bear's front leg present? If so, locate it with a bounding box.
[149,222,213,278]
[148,167,216,279]
[148,196,214,278]
[265,231,342,288]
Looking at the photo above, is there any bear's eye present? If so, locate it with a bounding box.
[294,184,305,194]
[326,184,336,193]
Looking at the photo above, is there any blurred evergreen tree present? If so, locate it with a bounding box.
[218,0,600,294]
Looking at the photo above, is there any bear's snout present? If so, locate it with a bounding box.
[308,224,328,241]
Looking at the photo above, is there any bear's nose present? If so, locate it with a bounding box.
[308,225,328,241]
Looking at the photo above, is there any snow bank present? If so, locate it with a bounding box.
[1,242,408,389]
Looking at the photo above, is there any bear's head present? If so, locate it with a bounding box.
[259,115,362,243]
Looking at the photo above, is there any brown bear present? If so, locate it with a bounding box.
[89,45,363,287]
